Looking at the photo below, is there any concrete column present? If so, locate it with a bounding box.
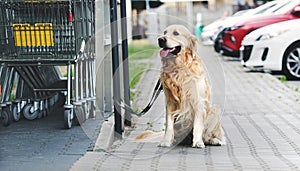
[157,6,167,34]
[95,0,104,118]
[186,1,193,31]
[104,45,113,115]
[208,0,216,11]
[147,10,158,45]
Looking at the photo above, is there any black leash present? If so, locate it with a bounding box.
[120,79,163,117]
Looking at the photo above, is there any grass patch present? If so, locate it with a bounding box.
[61,66,75,78]
[129,62,147,98]
[63,70,74,78]
[128,39,158,99]
[128,39,158,60]
[278,75,287,82]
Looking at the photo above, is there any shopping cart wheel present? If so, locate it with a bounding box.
[37,110,43,119]
[12,104,21,122]
[23,104,39,120]
[64,109,73,129]
[1,108,12,127]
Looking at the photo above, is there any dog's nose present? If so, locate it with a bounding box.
[158,37,166,48]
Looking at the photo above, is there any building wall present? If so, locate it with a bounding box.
[210,0,254,10]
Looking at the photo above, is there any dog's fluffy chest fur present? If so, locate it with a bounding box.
[160,57,209,106]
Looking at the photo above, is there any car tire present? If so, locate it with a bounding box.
[282,43,300,80]
[214,37,221,53]
[214,42,220,53]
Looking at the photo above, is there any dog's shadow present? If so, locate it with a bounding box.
[176,132,221,147]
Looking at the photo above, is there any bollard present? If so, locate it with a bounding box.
[195,13,204,39]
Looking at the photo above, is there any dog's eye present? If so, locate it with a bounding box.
[164,31,167,35]
[173,31,179,36]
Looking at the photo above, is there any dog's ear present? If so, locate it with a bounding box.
[189,35,198,56]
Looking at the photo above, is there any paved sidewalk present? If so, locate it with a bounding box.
[70,44,300,171]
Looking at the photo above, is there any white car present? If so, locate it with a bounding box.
[241,18,300,79]
[200,0,285,45]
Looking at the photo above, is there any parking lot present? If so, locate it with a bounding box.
[203,0,300,80]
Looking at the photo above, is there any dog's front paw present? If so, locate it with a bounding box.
[211,138,226,146]
[158,140,173,147]
[192,141,205,148]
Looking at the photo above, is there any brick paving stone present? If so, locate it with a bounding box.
[70,1,300,165]
[70,43,300,171]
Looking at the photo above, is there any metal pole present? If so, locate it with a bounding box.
[120,0,131,127]
[67,63,72,107]
[110,0,122,138]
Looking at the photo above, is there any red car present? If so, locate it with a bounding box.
[219,0,300,57]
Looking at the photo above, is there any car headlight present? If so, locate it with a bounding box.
[256,29,290,41]
[230,35,236,45]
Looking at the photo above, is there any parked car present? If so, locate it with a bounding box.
[201,9,250,45]
[216,0,300,57]
[201,0,280,45]
[241,19,300,79]
[214,0,293,53]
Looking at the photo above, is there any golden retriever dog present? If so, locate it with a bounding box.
[136,25,225,148]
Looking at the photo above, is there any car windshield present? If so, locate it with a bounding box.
[259,0,293,15]
[242,1,279,16]
[232,9,250,17]
[273,0,300,14]
[252,1,280,15]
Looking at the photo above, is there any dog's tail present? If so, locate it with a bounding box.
[203,104,226,145]
[205,104,222,133]
[135,130,164,142]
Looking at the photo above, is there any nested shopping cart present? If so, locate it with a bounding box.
[0,0,96,128]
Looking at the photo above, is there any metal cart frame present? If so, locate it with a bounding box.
[0,0,95,128]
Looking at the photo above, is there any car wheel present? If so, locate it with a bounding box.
[282,43,300,80]
[214,36,221,53]
[214,41,220,53]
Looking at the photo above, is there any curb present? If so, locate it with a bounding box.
[93,116,114,151]
[92,52,159,152]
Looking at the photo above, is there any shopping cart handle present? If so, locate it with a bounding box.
[12,24,30,28]
[35,23,52,27]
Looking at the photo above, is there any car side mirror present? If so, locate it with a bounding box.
[292,6,300,16]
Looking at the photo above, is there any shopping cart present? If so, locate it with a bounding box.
[0,0,95,128]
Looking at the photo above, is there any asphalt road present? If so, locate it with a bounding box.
[0,100,102,171]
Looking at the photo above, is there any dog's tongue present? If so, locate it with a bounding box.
[160,49,171,58]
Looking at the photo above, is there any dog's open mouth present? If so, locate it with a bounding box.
[160,46,181,58]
